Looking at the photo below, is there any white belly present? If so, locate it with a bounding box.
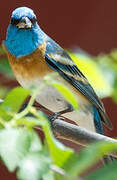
[16,73,95,132]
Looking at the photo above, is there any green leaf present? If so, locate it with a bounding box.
[34,111,74,167]
[42,170,54,180]
[17,152,51,180]
[44,76,78,110]
[16,117,44,128]
[84,161,117,180]
[29,130,42,152]
[51,81,78,110]
[0,87,30,116]
[63,141,117,177]
[111,76,117,103]
[68,52,113,98]
[0,128,31,171]
[0,107,12,121]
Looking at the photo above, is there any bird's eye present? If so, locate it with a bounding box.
[10,18,20,25]
[30,17,37,24]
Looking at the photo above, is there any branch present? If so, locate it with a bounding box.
[51,118,117,158]
[21,102,117,158]
[1,100,117,158]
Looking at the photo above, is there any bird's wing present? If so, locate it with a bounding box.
[44,38,112,128]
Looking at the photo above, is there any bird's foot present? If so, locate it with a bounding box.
[49,113,64,122]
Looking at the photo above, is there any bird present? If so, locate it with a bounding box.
[3,7,112,142]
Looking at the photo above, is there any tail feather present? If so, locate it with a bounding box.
[92,105,114,163]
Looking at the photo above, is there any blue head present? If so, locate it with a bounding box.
[5,7,47,57]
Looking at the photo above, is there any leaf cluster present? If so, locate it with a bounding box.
[0,84,116,180]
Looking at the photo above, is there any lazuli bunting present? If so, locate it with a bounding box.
[3,7,112,136]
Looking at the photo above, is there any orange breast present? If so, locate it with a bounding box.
[3,42,53,80]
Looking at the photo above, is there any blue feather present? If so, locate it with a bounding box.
[92,105,114,161]
[46,39,63,54]
[11,7,36,20]
[92,105,104,134]
[4,24,46,57]
[4,7,47,57]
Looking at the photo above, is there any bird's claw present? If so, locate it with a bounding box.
[49,113,64,122]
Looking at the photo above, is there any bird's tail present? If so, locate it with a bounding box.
[92,105,114,164]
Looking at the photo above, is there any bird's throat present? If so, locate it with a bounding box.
[4,24,46,58]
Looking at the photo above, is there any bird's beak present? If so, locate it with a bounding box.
[16,17,32,29]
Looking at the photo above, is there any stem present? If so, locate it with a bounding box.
[10,84,45,126]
